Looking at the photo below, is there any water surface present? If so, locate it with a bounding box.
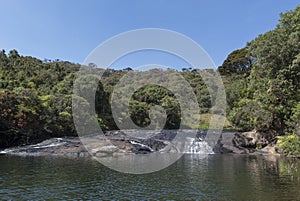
[1,154,300,200]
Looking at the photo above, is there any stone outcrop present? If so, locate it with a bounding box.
[0,129,282,157]
[214,130,280,155]
[0,130,180,157]
[0,137,91,157]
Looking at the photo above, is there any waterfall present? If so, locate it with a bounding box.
[129,140,154,152]
[32,138,65,149]
[184,137,214,154]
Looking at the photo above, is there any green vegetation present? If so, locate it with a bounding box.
[0,50,217,148]
[0,52,80,147]
[226,6,300,134]
[0,6,299,155]
[278,135,300,156]
[218,6,300,155]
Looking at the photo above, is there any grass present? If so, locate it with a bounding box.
[183,113,236,130]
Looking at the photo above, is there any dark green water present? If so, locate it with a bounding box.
[1,154,300,200]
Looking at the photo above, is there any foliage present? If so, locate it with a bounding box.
[278,134,300,156]
[218,47,252,76]
[0,51,79,147]
[0,49,216,147]
[0,6,299,150]
[247,6,300,133]
[222,6,300,134]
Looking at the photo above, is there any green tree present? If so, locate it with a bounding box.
[218,48,252,76]
[248,6,300,133]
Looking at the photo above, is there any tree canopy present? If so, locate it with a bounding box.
[220,6,300,135]
[0,5,299,152]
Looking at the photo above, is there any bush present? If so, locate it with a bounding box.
[278,134,300,156]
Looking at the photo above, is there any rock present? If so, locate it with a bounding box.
[104,130,127,138]
[140,138,166,151]
[233,131,264,148]
[110,139,133,151]
[93,145,119,153]
[2,130,280,157]
[159,141,180,153]
[258,143,281,156]
[214,130,280,155]
[213,132,247,154]
[233,130,277,150]
[1,131,169,157]
[129,140,155,154]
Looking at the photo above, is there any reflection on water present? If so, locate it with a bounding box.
[0,154,300,200]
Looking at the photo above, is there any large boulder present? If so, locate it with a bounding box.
[213,131,246,154]
[233,130,277,149]
[214,130,278,154]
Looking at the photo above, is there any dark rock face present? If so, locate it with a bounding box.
[104,130,172,154]
[130,143,153,154]
[213,132,246,154]
[141,138,168,151]
[1,131,175,157]
[129,138,167,154]
[233,131,267,148]
[1,130,280,157]
[1,137,91,157]
[214,130,279,155]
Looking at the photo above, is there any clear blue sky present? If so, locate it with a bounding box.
[0,0,298,69]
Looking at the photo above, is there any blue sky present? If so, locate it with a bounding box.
[0,0,298,69]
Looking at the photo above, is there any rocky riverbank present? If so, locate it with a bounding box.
[0,130,209,157]
[214,130,281,156]
[0,130,284,158]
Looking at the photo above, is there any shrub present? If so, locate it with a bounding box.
[278,134,300,156]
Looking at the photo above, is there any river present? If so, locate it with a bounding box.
[1,154,300,200]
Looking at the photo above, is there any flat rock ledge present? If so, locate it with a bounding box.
[0,130,284,158]
[0,130,204,158]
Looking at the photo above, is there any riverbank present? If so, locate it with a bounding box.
[217,131,300,158]
[0,130,289,158]
[0,130,206,157]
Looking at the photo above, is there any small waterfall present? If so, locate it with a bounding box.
[184,137,214,154]
[32,138,65,149]
[129,141,154,152]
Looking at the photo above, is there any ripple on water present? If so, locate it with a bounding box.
[0,155,300,200]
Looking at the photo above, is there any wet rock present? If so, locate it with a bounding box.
[257,143,281,156]
[3,129,281,157]
[93,145,119,154]
[131,146,152,154]
[1,132,169,157]
[213,132,247,154]
[140,138,166,151]
[233,130,278,150]
[214,130,279,155]
[129,140,154,154]
[233,131,266,148]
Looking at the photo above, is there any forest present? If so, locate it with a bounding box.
[0,6,299,155]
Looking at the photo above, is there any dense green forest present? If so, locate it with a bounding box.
[219,6,300,155]
[0,51,217,147]
[0,6,299,154]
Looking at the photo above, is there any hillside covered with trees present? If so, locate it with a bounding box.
[0,49,218,148]
[0,6,299,154]
[219,6,300,155]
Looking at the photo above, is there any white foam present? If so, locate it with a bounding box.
[184,137,214,154]
[33,142,65,149]
[129,141,154,152]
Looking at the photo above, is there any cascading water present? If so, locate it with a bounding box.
[129,140,154,152]
[184,137,214,154]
